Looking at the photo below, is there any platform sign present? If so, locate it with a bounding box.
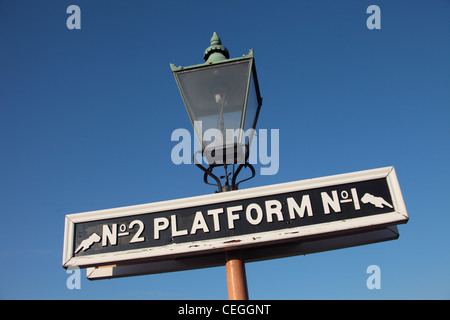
[63,167,408,270]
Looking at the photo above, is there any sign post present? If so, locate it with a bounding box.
[226,251,248,300]
[63,166,408,296]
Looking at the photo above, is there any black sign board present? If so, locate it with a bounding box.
[63,167,408,269]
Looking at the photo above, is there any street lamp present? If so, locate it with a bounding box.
[171,32,262,192]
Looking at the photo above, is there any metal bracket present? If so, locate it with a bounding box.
[193,148,256,193]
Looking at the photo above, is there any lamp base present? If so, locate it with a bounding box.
[204,143,246,165]
[193,146,255,193]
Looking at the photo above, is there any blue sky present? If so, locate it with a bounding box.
[0,0,449,299]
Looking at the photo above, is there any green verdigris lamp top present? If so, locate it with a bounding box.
[203,32,230,63]
[170,32,254,71]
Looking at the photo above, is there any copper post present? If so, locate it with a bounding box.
[225,251,248,300]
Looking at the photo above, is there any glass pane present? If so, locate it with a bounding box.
[176,60,250,150]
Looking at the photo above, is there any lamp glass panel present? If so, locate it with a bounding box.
[176,60,251,150]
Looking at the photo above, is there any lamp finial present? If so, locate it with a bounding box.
[204,32,230,63]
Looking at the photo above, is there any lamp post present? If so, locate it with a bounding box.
[170,32,263,299]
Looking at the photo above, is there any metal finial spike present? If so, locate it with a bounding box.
[210,32,221,46]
